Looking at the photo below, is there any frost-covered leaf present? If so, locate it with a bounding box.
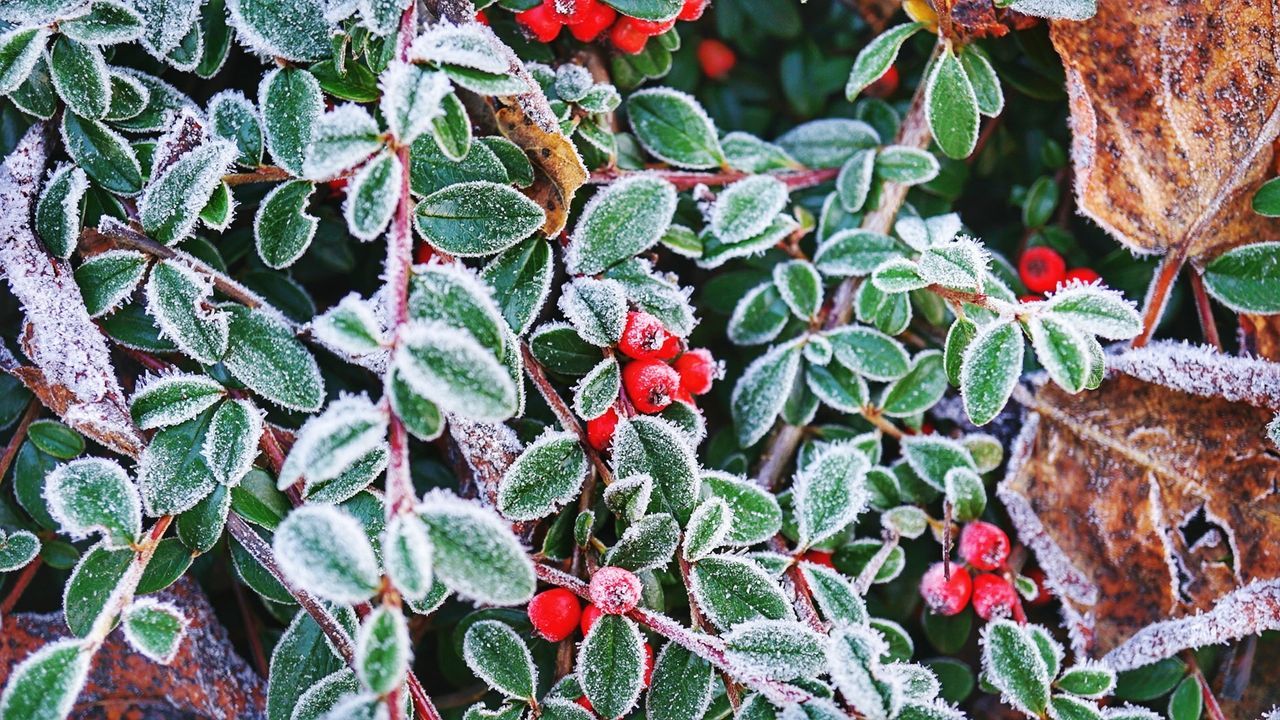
[303,104,383,180]
[826,624,894,720]
[919,238,986,292]
[612,416,699,522]
[876,146,940,185]
[208,90,264,167]
[274,504,381,603]
[1056,663,1116,699]
[122,597,188,664]
[279,394,388,490]
[959,46,1003,118]
[138,408,218,515]
[1042,283,1142,339]
[429,91,471,160]
[33,163,87,260]
[711,175,789,244]
[1006,0,1095,20]
[202,398,261,486]
[498,431,589,521]
[1029,315,1091,394]
[944,466,986,522]
[223,305,325,412]
[408,264,507,357]
[410,23,505,73]
[815,230,904,278]
[732,341,803,448]
[846,22,925,99]
[722,131,800,173]
[175,483,230,554]
[0,529,41,572]
[260,67,323,176]
[627,88,723,169]
[311,293,385,357]
[980,620,1050,717]
[49,37,111,119]
[722,620,826,682]
[0,638,91,720]
[925,49,979,160]
[646,642,714,720]
[379,60,448,145]
[879,349,947,417]
[145,260,229,365]
[356,606,410,695]
[255,180,319,268]
[698,215,799,269]
[574,356,621,420]
[140,138,238,245]
[683,497,731,562]
[415,180,545,257]
[1201,242,1280,313]
[0,27,48,95]
[604,258,697,337]
[578,614,646,719]
[338,149,399,241]
[604,512,679,572]
[801,561,867,625]
[566,175,678,276]
[702,471,782,546]
[61,106,143,195]
[383,514,433,600]
[777,118,880,169]
[772,260,823,321]
[44,457,141,548]
[900,435,976,491]
[395,320,516,422]
[793,442,870,547]
[729,283,790,346]
[482,238,553,336]
[464,619,537,700]
[267,610,351,720]
[836,148,875,213]
[416,490,536,605]
[226,0,332,61]
[960,320,1023,426]
[603,474,653,524]
[559,277,628,347]
[689,554,792,631]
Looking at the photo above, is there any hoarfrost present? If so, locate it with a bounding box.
[826,624,895,720]
[710,175,789,245]
[379,60,448,145]
[303,103,383,181]
[721,619,826,682]
[143,258,230,364]
[395,320,518,422]
[409,23,507,74]
[202,398,264,486]
[278,394,389,490]
[44,456,142,548]
[792,441,870,548]
[1106,341,1280,410]
[273,504,382,603]
[415,489,537,606]
[343,150,401,241]
[128,371,226,430]
[310,293,387,358]
[558,277,628,347]
[121,596,189,664]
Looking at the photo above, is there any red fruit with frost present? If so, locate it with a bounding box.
[674,348,717,395]
[623,358,680,413]
[628,16,677,35]
[580,603,602,635]
[609,18,649,54]
[920,563,972,616]
[655,332,682,360]
[1025,568,1053,606]
[588,566,642,614]
[527,588,582,642]
[864,64,899,98]
[474,10,489,24]
[1063,267,1100,285]
[1018,246,1066,294]
[678,0,709,21]
[958,520,1011,571]
[802,550,835,569]
[971,573,1024,621]
[569,2,616,41]
[546,0,598,25]
[642,642,655,686]
[516,3,562,42]
[697,39,736,80]
[618,311,672,359]
[586,407,619,451]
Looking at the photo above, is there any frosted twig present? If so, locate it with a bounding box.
[520,341,615,486]
[0,399,40,487]
[1187,269,1223,349]
[222,165,292,186]
[853,530,901,595]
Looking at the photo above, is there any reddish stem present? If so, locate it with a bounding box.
[0,556,42,614]
[520,341,614,486]
[1133,248,1187,348]
[0,399,40,487]
[1188,268,1222,349]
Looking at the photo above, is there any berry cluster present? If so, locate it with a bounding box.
[527,569,655,716]
[586,311,720,451]
[516,0,708,54]
[919,521,1026,622]
[1017,246,1100,301]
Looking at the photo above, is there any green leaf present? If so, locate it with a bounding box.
[64,543,132,636]
[900,434,976,491]
[683,497,731,562]
[50,38,111,119]
[141,139,237,245]
[254,179,318,268]
[279,395,387,492]
[604,512,679,571]
[578,614,645,719]
[230,469,289,529]
[430,91,472,161]
[223,305,325,412]
[408,264,507,359]
[728,282,791,346]
[138,408,218,515]
[834,148,875,213]
[176,483,230,554]
[464,619,537,700]
[566,175,678,276]
[876,146,940,185]
[498,432,589,521]
[208,90,263,167]
[45,457,141,549]
[627,87,723,169]
[980,620,1050,717]
[1201,241,1280,314]
[225,0,331,61]
[814,229,904,278]
[302,104,383,180]
[773,260,823,320]
[872,258,929,293]
[845,23,925,99]
[0,638,91,720]
[800,561,867,624]
[311,294,384,357]
[919,239,986,292]
[794,443,869,547]
[701,471,783,546]
[944,466,986,522]
[122,598,187,663]
[559,277,628,347]
[960,321,1023,426]
[356,606,410,695]
[1167,676,1202,720]
[599,0,680,20]
[777,119,880,169]
[35,163,88,259]
[1056,663,1116,699]
[0,529,41,572]
[0,27,48,95]
[925,50,980,160]
[530,323,599,375]
[1252,176,1280,216]
[722,619,826,681]
[1048,694,1102,720]
[612,416,699,521]
[105,71,149,121]
[880,350,947,417]
[1042,284,1141,339]
[806,362,869,413]
[145,259,229,364]
[646,643,714,720]
[1028,314,1091,393]
[389,370,444,442]
[1114,657,1186,702]
[268,611,351,720]
[418,490,536,605]
[722,131,800,173]
[380,61,448,145]
[259,67,323,176]
[944,316,977,386]
[61,112,143,195]
[382,514,433,600]
[395,320,516,422]
[959,46,1003,117]
[482,238,553,335]
[574,356,621,420]
[27,419,84,459]
[689,555,792,631]
[274,504,381,603]
[343,150,401,241]
[1021,175,1058,228]
[203,398,261,485]
[415,181,544,257]
[731,341,803,447]
[712,175,789,244]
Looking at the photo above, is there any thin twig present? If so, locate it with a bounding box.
[1133,248,1187,348]
[0,556,42,614]
[678,551,742,710]
[0,399,40,487]
[222,165,292,186]
[1187,268,1222,349]
[520,341,615,486]
[230,565,271,676]
[1183,649,1227,720]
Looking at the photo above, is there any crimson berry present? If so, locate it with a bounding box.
[527,588,582,642]
[628,15,677,35]
[802,550,835,569]
[958,520,1011,571]
[576,695,595,714]
[1019,294,1043,304]
[580,603,602,635]
[642,642,655,686]
[516,4,562,43]
[569,2,616,41]
[655,332,682,360]
[618,311,672,359]
[546,0,597,25]
[609,18,649,54]
[864,64,899,98]
[588,566,643,614]
[677,0,709,21]
[1025,568,1053,606]
[586,407,619,451]
[474,10,489,24]
[673,384,695,407]
[697,39,736,80]
[920,563,972,616]
[674,348,717,396]
[1063,267,1100,285]
[622,358,680,413]
[414,243,433,264]
[971,573,1024,621]
[1019,246,1067,294]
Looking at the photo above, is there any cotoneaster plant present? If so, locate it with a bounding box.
[1,0,1277,718]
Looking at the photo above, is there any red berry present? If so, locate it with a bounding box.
[802,550,835,569]
[580,603,602,635]
[673,384,695,407]
[622,358,680,413]
[1018,246,1067,294]
[1025,568,1053,606]
[677,0,709,21]
[920,563,972,616]
[474,10,489,24]
[569,2,616,41]
[586,407,619,451]
[546,0,597,25]
[527,588,582,642]
[655,332,682,360]
[414,243,433,265]
[864,64,899,98]
[642,642,655,686]
[516,4,562,42]
[1019,294,1043,304]
[674,348,717,395]
[971,573,1024,622]
[697,39,736,80]
[576,695,595,714]
[588,566,642,614]
[958,521,1011,571]
[1063,267,1100,286]
[618,311,671,359]
[627,15,677,35]
[609,18,649,54]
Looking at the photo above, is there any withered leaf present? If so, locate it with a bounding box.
[850,0,899,33]
[999,342,1280,671]
[1051,0,1280,262]
[494,98,588,238]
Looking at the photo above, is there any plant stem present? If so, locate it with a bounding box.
[0,556,42,614]
[520,341,615,486]
[0,398,40,488]
[1188,268,1222,349]
[223,165,292,186]
[1133,247,1186,348]
[677,551,742,710]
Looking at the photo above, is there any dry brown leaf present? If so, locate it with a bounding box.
[999,342,1280,670]
[494,99,588,238]
[850,0,900,33]
[1240,313,1280,361]
[1051,0,1280,262]
[0,579,266,719]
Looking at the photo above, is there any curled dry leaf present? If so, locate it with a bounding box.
[1000,342,1280,671]
[1052,0,1280,264]
[494,100,588,238]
